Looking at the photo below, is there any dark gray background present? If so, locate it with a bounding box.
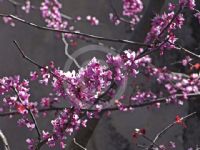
[0,0,199,150]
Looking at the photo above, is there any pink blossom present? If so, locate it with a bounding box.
[179,0,196,10]
[109,13,121,25]
[26,138,35,150]
[3,17,15,27]
[122,0,143,27]
[122,0,143,17]
[86,16,99,26]
[194,12,200,24]
[40,0,68,30]
[21,0,31,14]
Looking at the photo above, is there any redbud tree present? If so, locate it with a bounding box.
[0,0,200,150]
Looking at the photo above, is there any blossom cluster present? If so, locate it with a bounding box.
[86,15,99,26]
[40,0,68,30]
[107,49,151,82]
[21,0,31,14]
[2,17,15,27]
[122,0,143,26]
[42,108,88,149]
[145,3,185,51]
[1,49,199,149]
[0,0,200,149]
[147,66,200,105]
[35,53,152,148]
[0,50,150,149]
[179,0,196,10]
[33,50,151,109]
[131,91,157,104]
[109,13,121,25]
[145,0,199,52]
[0,76,38,129]
[194,12,200,24]
[53,58,112,108]
[109,0,143,28]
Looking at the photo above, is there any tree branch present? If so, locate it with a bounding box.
[175,45,200,60]
[148,112,197,150]
[0,14,150,48]
[13,87,42,142]
[13,40,43,69]
[73,138,87,150]
[0,130,10,150]
[61,33,81,68]
[108,0,134,25]
[1,93,199,116]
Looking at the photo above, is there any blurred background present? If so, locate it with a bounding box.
[0,0,199,149]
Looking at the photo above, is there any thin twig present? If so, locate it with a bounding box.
[108,0,134,25]
[8,0,20,6]
[165,40,200,60]
[0,92,199,117]
[0,14,150,47]
[73,138,87,150]
[13,40,73,87]
[142,135,162,150]
[137,6,183,58]
[13,87,41,141]
[0,130,10,150]
[13,40,43,69]
[157,7,182,39]
[136,143,148,149]
[147,112,197,150]
[62,33,81,68]
[35,107,75,150]
[135,37,170,60]
[7,0,38,9]
[0,107,64,117]
[175,45,200,60]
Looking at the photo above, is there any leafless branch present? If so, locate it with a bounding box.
[0,130,10,150]
[61,33,81,68]
[13,40,43,69]
[0,14,150,47]
[175,45,200,60]
[147,112,197,150]
[73,138,87,150]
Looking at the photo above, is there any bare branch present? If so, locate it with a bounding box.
[0,130,10,150]
[0,14,150,48]
[13,40,43,69]
[175,45,200,60]
[148,112,197,150]
[73,138,87,150]
[61,33,81,68]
